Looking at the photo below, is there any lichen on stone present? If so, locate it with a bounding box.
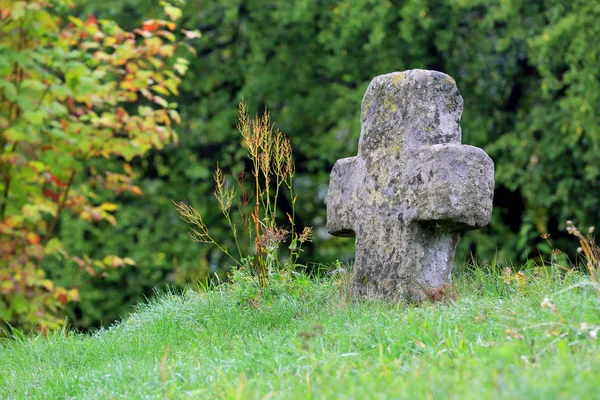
[392,71,406,85]
[327,69,495,302]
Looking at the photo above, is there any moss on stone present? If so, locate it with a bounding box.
[386,143,402,156]
[444,75,456,86]
[392,72,406,85]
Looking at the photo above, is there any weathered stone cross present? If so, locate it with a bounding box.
[327,70,494,301]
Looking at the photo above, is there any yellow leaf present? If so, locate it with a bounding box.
[148,57,163,69]
[120,79,136,91]
[111,256,125,268]
[153,95,169,108]
[80,210,92,222]
[140,88,153,100]
[158,30,176,42]
[4,128,27,141]
[26,231,40,244]
[104,36,117,46]
[164,5,182,21]
[123,257,137,266]
[158,44,175,57]
[100,202,119,211]
[68,16,84,27]
[42,279,54,291]
[131,186,143,196]
[104,214,117,226]
[0,280,15,294]
[152,85,170,96]
[169,110,181,125]
[45,238,65,257]
[25,244,44,260]
[80,42,99,50]
[68,288,80,301]
[173,63,188,76]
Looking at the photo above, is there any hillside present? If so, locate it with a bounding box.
[1,268,599,399]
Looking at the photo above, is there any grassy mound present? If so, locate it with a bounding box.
[1,267,599,399]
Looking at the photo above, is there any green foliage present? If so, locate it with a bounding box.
[1,268,599,398]
[61,0,600,328]
[0,0,195,332]
[95,0,599,259]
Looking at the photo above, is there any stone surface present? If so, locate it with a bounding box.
[326,69,494,301]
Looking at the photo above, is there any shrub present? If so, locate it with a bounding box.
[0,0,197,332]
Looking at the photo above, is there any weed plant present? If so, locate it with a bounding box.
[565,221,598,281]
[540,220,599,290]
[174,102,312,287]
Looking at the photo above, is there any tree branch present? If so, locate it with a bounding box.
[42,170,76,246]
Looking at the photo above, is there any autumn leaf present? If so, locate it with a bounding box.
[84,14,97,27]
[42,279,54,291]
[153,95,169,108]
[26,232,40,245]
[134,28,153,38]
[142,19,160,32]
[123,257,136,266]
[152,85,170,96]
[173,63,188,76]
[25,244,45,260]
[55,288,68,304]
[44,189,60,202]
[68,288,80,301]
[4,217,17,228]
[50,173,67,188]
[100,202,118,211]
[157,30,176,42]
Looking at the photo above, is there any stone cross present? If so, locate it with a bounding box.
[326,70,494,301]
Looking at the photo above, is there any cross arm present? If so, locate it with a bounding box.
[326,156,362,237]
[409,144,494,230]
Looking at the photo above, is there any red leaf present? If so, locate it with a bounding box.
[142,20,160,32]
[85,14,97,26]
[50,174,67,188]
[44,189,60,202]
[57,292,68,304]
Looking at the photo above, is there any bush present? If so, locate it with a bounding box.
[0,0,197,332]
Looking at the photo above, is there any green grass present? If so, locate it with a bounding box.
[1,267,600,399]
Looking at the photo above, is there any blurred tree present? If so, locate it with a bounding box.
[0,0,196,332]
[63,0,599,328]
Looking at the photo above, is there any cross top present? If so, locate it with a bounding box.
[359,70,463,156]
[327,70,494,301]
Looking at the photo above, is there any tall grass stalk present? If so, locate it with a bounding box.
[566,220,598,282]
[173,102,311,287]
